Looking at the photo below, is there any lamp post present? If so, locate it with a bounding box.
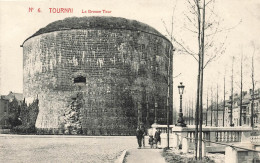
[176,82,186,127]
[146,94,149,129]
[154,101,158,124]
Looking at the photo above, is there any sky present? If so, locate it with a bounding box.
[0,0,260,110]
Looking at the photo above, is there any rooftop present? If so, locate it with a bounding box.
[22,16,171,46]
[4,91,23,102]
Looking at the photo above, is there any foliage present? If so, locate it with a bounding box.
[8,113,22,128]
[10,98,39,134]
[162,148,215,163]
[12,125,36,134]
[7,98,21,128]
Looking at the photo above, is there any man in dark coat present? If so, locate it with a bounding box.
[154,129,161,148]
[136,127,144,148]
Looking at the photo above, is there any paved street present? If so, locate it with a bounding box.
[0,134,138,163]
[124,148,166,163]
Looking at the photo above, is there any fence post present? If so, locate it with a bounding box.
[225,146,238,163]
[202,140,206,157]
[173,133,178,148]
[210,131,216,145]
[182,137,189,153]
[241,131,251,143]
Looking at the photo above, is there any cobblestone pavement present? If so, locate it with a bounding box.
[0,134,138,163]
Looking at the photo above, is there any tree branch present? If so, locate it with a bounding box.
[173,73,182,78]
[206,0,215,6]
[162,19,198,61]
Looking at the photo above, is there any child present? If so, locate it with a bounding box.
[148,135,154,148]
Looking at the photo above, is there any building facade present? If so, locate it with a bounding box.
[22,17,173,135]
[210,89,260,127]
[246,89,260,127]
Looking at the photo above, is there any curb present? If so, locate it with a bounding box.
[115,150,127,163]
[0,134,135,139]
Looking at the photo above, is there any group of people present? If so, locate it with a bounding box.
[136,127,161,149]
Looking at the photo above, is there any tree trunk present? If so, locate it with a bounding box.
[206,91,208,126]
[216,84,219,127]
[211,87,213,126]
[240,52,243,126]
[199,0,206,159]
[194,0,202,159]
[166,47,171,149]
[251,48,255,128]
[230,57,234,126]
[223,75,226,127]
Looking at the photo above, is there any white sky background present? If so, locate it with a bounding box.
[0,0,260,110]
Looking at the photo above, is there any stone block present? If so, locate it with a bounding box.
[225,146,238,163]
[182,137,189,153]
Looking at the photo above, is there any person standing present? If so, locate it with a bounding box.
[154,129,161,148]
[136,127,144,148]
[141,126,146,147]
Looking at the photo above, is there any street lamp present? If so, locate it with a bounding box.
[176,82,187,127]
[154,101,158,124]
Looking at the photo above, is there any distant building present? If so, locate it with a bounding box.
[0,96,9,128]
[5,91,23,103]
[204,89,260,127]
[230,91,250,126]
[247,88,260,127]
[224,104,230,127]
[220,89,259,127]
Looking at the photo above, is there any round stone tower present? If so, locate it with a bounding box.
[22,16,173,135]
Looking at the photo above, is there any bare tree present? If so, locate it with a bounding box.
[188,99,191,125]
[190,98,194,125]
[251,43,256,128]
[162,0,235,160]
[223,71,226,127]
[198,0,206,159]
[233,49,246,126]
[216,84,219,126]
[211,86,213,126]
[239,50,243,126]
[206,90,208,126]
[230,56,235,126]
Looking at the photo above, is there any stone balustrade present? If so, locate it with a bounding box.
[251,135,260,144]
[151,124,260,162]
[151,124,253,147]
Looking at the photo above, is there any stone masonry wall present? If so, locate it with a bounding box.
[23,29,173,135]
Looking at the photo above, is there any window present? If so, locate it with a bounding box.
[254,116,258,124]
[74,76,86,83]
